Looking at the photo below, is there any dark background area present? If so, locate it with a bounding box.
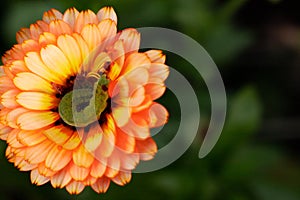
[0,0,300,199]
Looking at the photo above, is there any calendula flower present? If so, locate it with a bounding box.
[0,7,169,194]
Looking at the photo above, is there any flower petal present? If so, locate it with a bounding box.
[43,125,73,145]
[74,9,98,33]
[91,177,110,193]
[81,24,102,50]
[50,168,72,188]
[16,92,59,110]
[25,51,64,85]
[45,145,72,171]
[119,28,140,54]
[30,168,50,186]
[43,9,63,23]
[16,28,31,44]
[17,129,47,146]
[41,44,73,78]
[49,20,72,36]
[66,181,85,195]
[63,7,79,29]
[90,159,107,178]
[13,72,55,94]
[1,89,20,108]
[57,35,82,75]
[97,7,117,24]
[73,144,94,168]
[98,19,117,41]
[24,139,55,164]
[145,50,166,63]
[135,137,157,161]
[17,111,59,130]
[111,171,131,186]
[69,162,89,181]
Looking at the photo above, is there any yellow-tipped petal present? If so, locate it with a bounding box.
[122,52,151,75]
[30,169,50,186]
[116,127,135,153]
[63,7,79,29]
[43,125,73,145]
[24,139,55,164]
[111,171,131,186]
[145,50,166,63]
[6,107,29,128]
[119,28,140,54]
[84,125,103,152]
[91,177,110,193]
[62,132,81,150]
[81,24,102,50]
[69,162,89,181]
[105,155,120,178]
[40,44,72,78]
[16,28,31,44]
[49,20,72,36]
[38,32,57,48]
[98,19,117,40]
[25,51,64,85]
[135,137,157,161]
[90,159,107,178]
[17,111,59,130]
[14,72,55,94]
[112,106,131,127]
[57,35,82,74]
[43,8,63,23]
[97,7,117,24]
[38,162,56,177]
[10,60,28,75]
[1,89,20,109]
[45,145,72,171]
[50,168,72,188]
[17,129,47,146]
[16,92,59,111]
[74,9,98,33]
[73,144,94,168]
[66,181,85,195]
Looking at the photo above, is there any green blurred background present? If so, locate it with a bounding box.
[1,0,300,199]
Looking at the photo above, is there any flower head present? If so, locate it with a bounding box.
[0,7,169,194]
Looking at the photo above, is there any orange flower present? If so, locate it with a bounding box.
[0,7,169,194]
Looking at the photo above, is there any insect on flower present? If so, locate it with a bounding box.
[0,6,169,194]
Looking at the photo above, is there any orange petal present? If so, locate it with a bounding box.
[9,60,28,75]
[116,127,135,153]
[17,111,59,130]
[16,158,37,171]
[74,9,98,33]
[112,106,131,127]
[24,139,55,164]
[83,125,103,152]
[7,129,23,148]
[40,44,72,79]
[97,7,117,24]
[0,76,15,94]
[49,20,72,36]
[149,63,169,82]
[0,124,12,140]
[43,125,73,145]
[50,168,72,188]
[129,86,145,107]
[105,154,120,178]
[38,32,57,48]
[45,145,72,171]
[62,132,81,150]
[73,144,94,168]
[95,124,115,158]
[16,92,59,110]
[122,118,150,139]
[1,89,20,108]
[98,19,117,41]
[30,168,50,186]
[16,28,31,44]
[13,72,55,94]
[66,181,85,195]
[8,109,29,130]
[111,171,131,186]
[69,162,90,181]
[91,177,110,193]
[57,34,82,75]
[145,50,166,63]
[17,129,47,146]
[135,137,157,161]
[122,52,151,75]
[63,7,79,29]
[81,24,102,50]
[119,28,140,54]
[144,83,166,100]
[38,162,56,177]
[90,159,107,178]
[25,51,64,85]
[119,152,139,170]
[43,8,63,23]
[30,20,49,41]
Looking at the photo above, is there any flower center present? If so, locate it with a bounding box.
[58,75,109,127]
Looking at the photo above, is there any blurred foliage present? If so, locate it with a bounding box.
[0,0,300,199]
